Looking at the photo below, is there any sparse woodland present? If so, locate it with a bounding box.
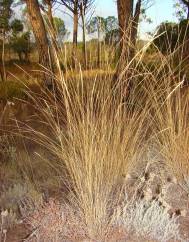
[1,0,189,241]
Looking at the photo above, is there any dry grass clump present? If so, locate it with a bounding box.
[115,199,180,242]
[7,41,189,240]
[144,49,189,191]
[20,64,150,240]
[0,209,19,241]
[156,87,189,189]
[0,135,16,164]
[0,183,43,215]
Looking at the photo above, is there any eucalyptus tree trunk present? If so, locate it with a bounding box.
[1,29,6,82]
[117,0,142,60]
[97,18,101,69]
[117,0,133,62]
[116,0,141,98]
[72,0,79,68]
[25,0,54,88]
[80,2,87,69]
[131,0,142,53]
[45,0,59,52]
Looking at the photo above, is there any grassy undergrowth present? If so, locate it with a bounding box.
[1,43,189,241]
[0,81,26,99]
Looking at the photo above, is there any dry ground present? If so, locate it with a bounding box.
[0,100,189,242]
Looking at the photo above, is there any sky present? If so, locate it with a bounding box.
[58,0,178,40]
[16,0,180,40]
[95,0,178,39]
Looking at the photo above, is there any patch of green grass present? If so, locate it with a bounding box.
[0,81,26,100]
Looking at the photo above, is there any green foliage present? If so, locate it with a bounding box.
[87,16,106,35]
[154,21,178,54]
[174,0,189,20]
[43,15,69,42]
[8,16,31,62]
[0,81,25,99]
[140,8,153,24]
[153,20,189,54]
[104,16,118,32]
[10,32,31,62]
[87,15,118,42]
[10,19,24,35]
[53,17,69,42]
[0,0,13,32]
[105,28,119,45]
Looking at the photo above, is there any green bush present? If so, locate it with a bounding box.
[153,19,189,54]
[10,32,31,62]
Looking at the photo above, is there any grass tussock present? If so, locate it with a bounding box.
[2,38,189,241]
[20,63,151,240]
[142,47,189,189]
[116,199,180,241]
[153,79,189,189]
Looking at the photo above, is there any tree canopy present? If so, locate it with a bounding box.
[0,0,13,32]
